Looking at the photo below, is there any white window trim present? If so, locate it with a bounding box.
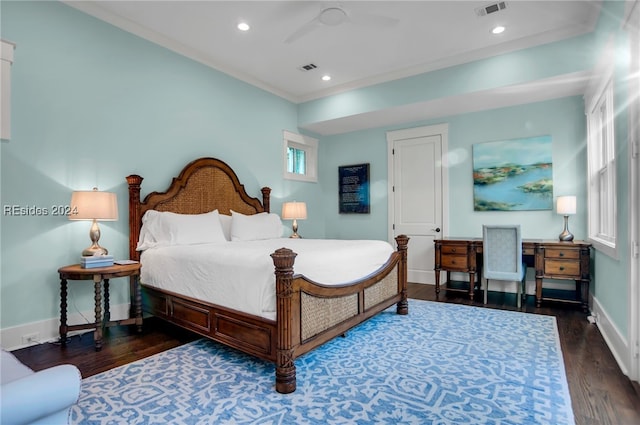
[283,130,318,183]
[1,39,16,141]
[585,37,618,259]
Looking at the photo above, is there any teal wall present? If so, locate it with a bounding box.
[319,97,587,242]
[0,1,311,328]
[0,1,633,345]
[318,126,391,240]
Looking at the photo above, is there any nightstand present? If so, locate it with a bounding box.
[58,262,142,350]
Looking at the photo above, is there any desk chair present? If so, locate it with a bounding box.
[482,225,527,308]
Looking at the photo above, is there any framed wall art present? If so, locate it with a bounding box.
[472,135,553,211]
[339,163,370,214]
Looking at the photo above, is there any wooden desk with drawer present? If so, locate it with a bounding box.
[433,238,592,311]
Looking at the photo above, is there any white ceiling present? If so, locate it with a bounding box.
[66,1,602,134]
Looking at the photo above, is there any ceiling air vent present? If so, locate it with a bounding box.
[475,1,507,17]
[298,63,318,72]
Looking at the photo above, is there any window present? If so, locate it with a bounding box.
[283,130,318,182]
[585,39,617,258]
[288,145,306,175]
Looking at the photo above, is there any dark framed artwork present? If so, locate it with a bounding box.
[472,135,553,211]
[339,163,370,214]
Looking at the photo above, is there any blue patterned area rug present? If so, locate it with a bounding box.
[71,300,574,424]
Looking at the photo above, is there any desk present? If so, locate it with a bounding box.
[58,263,142,350]
[433,238,592,311]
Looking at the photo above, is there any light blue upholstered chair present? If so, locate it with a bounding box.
[482,225,527,308]
[1,349,81,424]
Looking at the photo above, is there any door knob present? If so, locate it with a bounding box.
[432,227,441,232]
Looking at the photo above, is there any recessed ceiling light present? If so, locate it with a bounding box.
[237,22,250,31]
[492,25,505,34]
[322,75,331,81]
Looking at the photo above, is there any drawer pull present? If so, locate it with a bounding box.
[559,266,565,271]
[451,248,456,253]
[559,252,564,257]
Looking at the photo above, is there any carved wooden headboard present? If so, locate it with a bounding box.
[126,157,271,260]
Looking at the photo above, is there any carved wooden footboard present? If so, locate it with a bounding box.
[127,157,408,393]
[271,236,408,393]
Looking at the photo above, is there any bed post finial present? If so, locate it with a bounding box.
[126,175,143,261]
[261,187,271,213]
[395,234,409,315]
[271,247,297,394]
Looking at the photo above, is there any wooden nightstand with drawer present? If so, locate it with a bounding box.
[535,241,592,311]
[434,239,479,300]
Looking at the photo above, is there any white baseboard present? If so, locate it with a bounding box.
[590,295,631,377]
[0,302,131,351]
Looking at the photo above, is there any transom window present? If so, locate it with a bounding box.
[287,145,306,175]
[283,130,318,182]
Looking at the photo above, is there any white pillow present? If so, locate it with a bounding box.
[219,213,232,241]
[137,210,172,251]
[136,210,226,250]
[230,210,283,241]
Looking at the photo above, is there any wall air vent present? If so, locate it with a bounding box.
[298,63,318,72]
[476,1,507,17]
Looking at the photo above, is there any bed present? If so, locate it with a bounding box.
[126,157,409,393]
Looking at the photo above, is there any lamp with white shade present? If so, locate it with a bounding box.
[281,201,307,238]
[69,188,118,256]
[556,195,576,242]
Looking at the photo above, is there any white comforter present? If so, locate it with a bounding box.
[140,238,395,320]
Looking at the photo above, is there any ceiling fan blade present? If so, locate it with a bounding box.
[284,16,321,44]
[349,12,399,28]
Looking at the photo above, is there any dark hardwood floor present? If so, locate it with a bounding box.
[12,283,640,425]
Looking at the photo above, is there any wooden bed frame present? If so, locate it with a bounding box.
[127,157,409,393]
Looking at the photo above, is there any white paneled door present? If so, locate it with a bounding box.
[387,124,447,284]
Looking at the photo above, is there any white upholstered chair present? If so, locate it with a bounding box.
[482,224,527,308]
[1,349,81,424]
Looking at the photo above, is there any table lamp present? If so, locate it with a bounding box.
[69,188,118,256]
[281,201,307,238]
[557,195,576,242]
